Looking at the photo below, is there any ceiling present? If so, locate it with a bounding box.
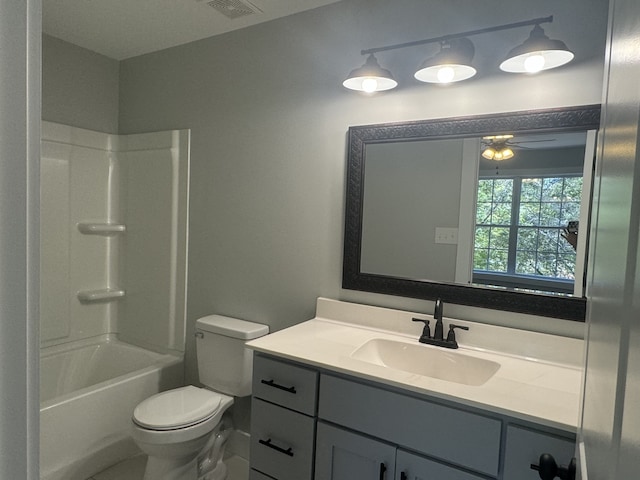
[43,0,342,60]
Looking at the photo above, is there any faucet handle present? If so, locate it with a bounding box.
[412,318,431,340]
[446,324,469,347]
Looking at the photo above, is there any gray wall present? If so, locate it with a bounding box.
[116,0,608,391]
[361,139,463,282]
[580,0,640,475]
[42,34,119,134]
[1,0,40,478]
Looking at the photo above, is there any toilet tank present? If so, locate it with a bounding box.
[195,315,269,397]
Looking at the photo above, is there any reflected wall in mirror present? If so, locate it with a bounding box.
[344,105,601,321]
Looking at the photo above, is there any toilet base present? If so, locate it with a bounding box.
[143,455,199,480]
[141,419,232,480]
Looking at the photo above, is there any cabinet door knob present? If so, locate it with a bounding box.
[400,472,408,480]
[531,453,576,480]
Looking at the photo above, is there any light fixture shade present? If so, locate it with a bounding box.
[482,144,515,161]
[482,147,497,160]
[482,134,515,161]
[500,24,574,73]
[414,38,477,84]
[499,147,514,160]
[343,54,398,93]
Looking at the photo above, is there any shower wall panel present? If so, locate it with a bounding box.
[40,123,189,353]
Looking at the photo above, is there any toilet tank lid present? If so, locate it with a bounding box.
[196,314,269,339]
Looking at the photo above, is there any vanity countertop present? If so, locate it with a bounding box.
[247,298,584,433]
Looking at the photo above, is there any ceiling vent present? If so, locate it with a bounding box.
[206,0,262,19]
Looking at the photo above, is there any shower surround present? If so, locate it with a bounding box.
[40,122,190,480]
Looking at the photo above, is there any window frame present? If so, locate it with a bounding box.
[473,173,583,293]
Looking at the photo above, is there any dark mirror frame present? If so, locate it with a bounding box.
[343,104,601,322]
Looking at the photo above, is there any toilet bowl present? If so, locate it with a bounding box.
[131,315,268,480]
[132,386,234,480]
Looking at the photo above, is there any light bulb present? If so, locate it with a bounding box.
[437,66,455,84]
[524,54,546,73]
[361,78,378,93]
[494,151,504,161]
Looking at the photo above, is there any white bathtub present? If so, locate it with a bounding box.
[40,335,184,480]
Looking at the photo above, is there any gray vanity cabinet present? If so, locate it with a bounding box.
[318,374,502,477]
[315,421,396,480]
[250,353,577,480]
[250,355,319,480]
[395,450,488,480]
[315,421,486,480]
[503,425,576,479]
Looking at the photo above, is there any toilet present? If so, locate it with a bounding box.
[131,315,268,480]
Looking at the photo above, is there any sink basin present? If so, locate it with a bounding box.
[350,338,500,386]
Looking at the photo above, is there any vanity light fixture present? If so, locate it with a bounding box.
[343,15,573,92]
[500,24,574,73]
[414,38,477,84]
[342,53,398,93]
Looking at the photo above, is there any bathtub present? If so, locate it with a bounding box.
[40,335,184,480]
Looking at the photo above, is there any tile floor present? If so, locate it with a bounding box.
[87,454,249,480]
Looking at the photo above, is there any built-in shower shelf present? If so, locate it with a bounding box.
[77,223,126,235]
[77,289,126,303]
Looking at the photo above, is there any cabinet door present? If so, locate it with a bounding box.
[396,449,486,480]
[319,374,501,476]
[315,422,395,480]
[503,425,575,480]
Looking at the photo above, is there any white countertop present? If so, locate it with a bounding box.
[247,298,584,433]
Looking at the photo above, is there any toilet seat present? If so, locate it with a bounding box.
[133,386,224,431]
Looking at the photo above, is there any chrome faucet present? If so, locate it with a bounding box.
[412,298,469,349]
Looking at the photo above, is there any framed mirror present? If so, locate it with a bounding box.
[343,105,601,321]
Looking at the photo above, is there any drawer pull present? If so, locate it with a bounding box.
[379,462,386,480]
[400,473,408,480]
[261,379,297,394]
[258,438,294,457]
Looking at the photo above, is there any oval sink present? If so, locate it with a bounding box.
[350,338,500,386]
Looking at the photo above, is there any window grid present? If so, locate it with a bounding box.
[474,175,581,282]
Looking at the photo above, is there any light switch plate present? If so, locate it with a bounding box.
[435,227,458,245]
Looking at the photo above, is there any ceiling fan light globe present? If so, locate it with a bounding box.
[501,148,515,159]
[482,148,497,160]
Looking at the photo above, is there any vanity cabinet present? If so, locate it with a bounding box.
[503,425,576,479]
[250,353,576,480]
[318,374,501,476]
[250,355,318,480]
[316,422,485,480]
[315,422,396,480]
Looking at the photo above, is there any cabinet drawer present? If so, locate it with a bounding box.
[253,355,318,415]
[503,425,575,480]
[396,449,486,480]
[318,374,501,476]
[250,398,316,480]
[249,469,276,480]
